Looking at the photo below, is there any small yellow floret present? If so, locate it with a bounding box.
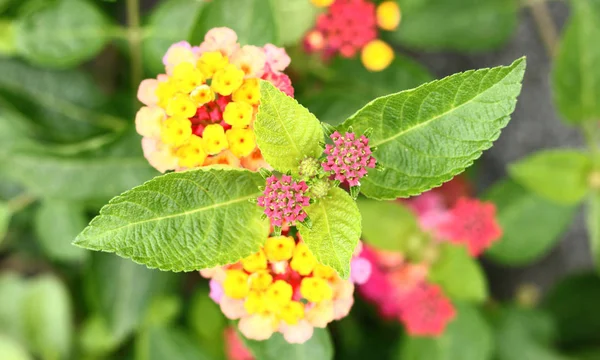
[226,128,256,158]
[223,269,249,299]
[311,0,334,7]
[361,40,394,72]
[201,124,229,155]
[264,236,295,262]
[313,264,336,281]
[160,116,191,147]
[190,84,215,106]
[241,249,267,273]
[197,51,229,78]
[232,79,260,105]
[265,280,293,309]
[249,270,273,291]
[166,93,197,118]
[290,243,317,275]
[223,101,253,128]
[175,135,207,168]
[171,62,205,93]
[244,290,268,314]
[376,1,401,31]
[300,277,333,303]
[212,64,245,96]
[155,80,178,108]
[278,301,305,325]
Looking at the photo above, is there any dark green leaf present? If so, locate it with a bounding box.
[300,187,361,279]
[15,0,109,68]
[75,167,269,272]
[255,81,324,174]
[398,302,493,360]
[389,0,518,51]
[484,179,577,265]
[357,198,421,251]
[509,149,591,205]
[428,244,487,302]
[79,315,121,357]
[339,57,526,200]
[243,328,333,360]
[135,327,213,360]
[191,0,277,45]
[552,0,600,124]
[188,287,226,360]
[0,201,9,243]
[34,200,88,262]
[0,273,27,344]
[588,190,600,270]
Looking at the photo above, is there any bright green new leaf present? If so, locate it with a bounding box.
[552,0,600,124]
[388,0,518,51]
[398,302,493,360]
[142,0,206,75]
[14,0,109,68]
[340,57,526,200]
[0,201,9,243]
[0,334,31,360]
[428,244,488,302]
[243,328,333,360]
[271,0,317,46]
[588,191,600,270]
[34,200,88,262]
[191,0,277,45]
[84,253,177,342]
[508,149,591,205]
[22,275,72,360]
[0,20,16,56]
[357,198,421,252]
[485,179,577,266]
[135,327,213,360]
[75,167,269,271]
[255,81,324,174]
[300,187,361,279]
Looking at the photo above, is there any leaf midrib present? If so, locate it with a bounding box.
[370,64,519,147]
[79,192,260,241]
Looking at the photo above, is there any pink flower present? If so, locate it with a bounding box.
[141,138,178,174]
[257,175,311,227]
[322,131,377,187]
[135,106,164,138]
[350,257,372,285]
[238,314,278,341]
[231,45,266,78]
[198,27,239,56]
[280,320,314,344]
[209,279,224,303]
[220,296,247,320]
[261,70,294,97]
[137,79,159,106]
[224,327,254,360]
[437,198,503,256]
[263,44,291,72]
[399,284,456,336]
[162,41,197,74]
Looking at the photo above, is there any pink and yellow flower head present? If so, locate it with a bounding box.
[201,234,371,344]
[304,0,400,71]
[136,27,294,173]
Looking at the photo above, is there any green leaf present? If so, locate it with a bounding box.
[299,187,361,279]
[388,0,518,51]
[543,273,600,348]
[141,295,181,329]
[188,287,226,360]
[14,0,109,68]
[428,244,487,303]
[75,167,269,271]
[357,198,421,251]
[0,273,27,344]
[22,275,72,360]
[135,327,213,360]
[34,200,88,262]
[301,55,433,126]
[552,0,600,124]
[0,334,31,360]
[142,0,205,75]
[508,149,591,205]
[271,0,318,46]
[243,328,333,360]
[398,302,493,360]
[0,201,9,243]
[0,20,16,56]
[339,57,526,200]
[588,190,600,269]
[190,0,277,45]
[484,179,577,266]
[84,253,177,342]
[255,81,324,174]
[79,315,121,357]
[494,307,572,360]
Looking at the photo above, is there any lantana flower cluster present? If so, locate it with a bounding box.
[305,0,401,71]
[201,233,371,344]
[135,27,293,173]
[359,178,502,336]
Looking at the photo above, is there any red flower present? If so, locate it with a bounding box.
[438,198,503,256]
[399,284,456,336]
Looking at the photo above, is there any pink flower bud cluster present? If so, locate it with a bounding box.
[257,175,311,227]
[322,131,377,187]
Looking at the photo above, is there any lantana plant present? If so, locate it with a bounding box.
[74,27,526,345]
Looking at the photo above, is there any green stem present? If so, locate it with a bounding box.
[7,193,36,213]
[126,0,143,93]
[527,0,559,58]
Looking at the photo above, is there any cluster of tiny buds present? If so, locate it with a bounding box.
[257,174,311,232]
